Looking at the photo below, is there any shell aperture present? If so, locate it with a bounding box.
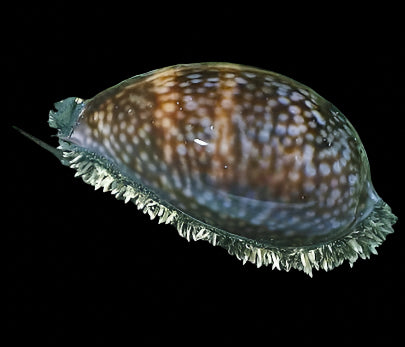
[42,63,396,275]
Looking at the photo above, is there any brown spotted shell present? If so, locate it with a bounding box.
[46,63,396,274]
[62,63,376,246]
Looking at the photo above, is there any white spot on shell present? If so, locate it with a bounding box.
[154,86,170,94]
[235,76,248,84]
[127,124,135,134]
[311,110,326,125]
[287,125,300,136]
[290,91,305,101]
[303,145,314,161]
[304,163,317,177]
[258,130,270,143]
[122,153,131,164]
[275,124,286,135]
[278,113,288,122]
[187,73,202,79]
[333,161,341,174]
[331,188,341,200]
[185,100,198,111]
[179,81,191,88]
[304,181,315,192]
[244,72,256,79]
[343,148,351,160]
[319,163,331,176]
[293,114,304,124]
[268,99,278,107]
[348,174,358,185]
[139,151,148,161]
[177,143,187,156]
[288,171,300,182]
[125,143,134,154]
[305,133,314,141]
[221,99,233,109]
[162,102,177,113]
[253,104,264,113]
[278,96,290,105]
[289,105,301,115]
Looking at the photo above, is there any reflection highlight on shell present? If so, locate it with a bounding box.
[18,63,397,276]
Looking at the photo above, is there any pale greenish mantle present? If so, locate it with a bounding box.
[61,144,397,277]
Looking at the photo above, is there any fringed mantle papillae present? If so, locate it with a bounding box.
[60,144,396,277]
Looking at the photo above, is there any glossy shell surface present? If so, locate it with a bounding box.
[48,63,397,275]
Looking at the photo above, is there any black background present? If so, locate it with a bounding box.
[6,2,404,345]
